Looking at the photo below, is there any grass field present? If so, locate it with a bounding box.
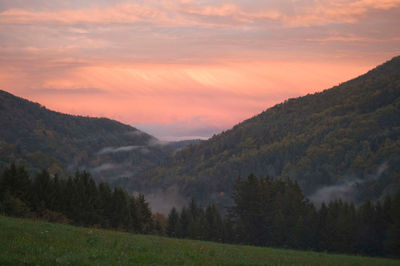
[0,215,398,265]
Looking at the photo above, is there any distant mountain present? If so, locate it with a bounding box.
[2,56,399,207]
[138,56,400,205]
[166,139,204,151]
[0,90,174,181]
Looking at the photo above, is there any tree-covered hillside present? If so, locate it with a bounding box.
[140,56,400,205]
[1,56,399,207]
[0,90,171,181]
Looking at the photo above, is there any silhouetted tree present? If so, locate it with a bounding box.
[167,207,180,237]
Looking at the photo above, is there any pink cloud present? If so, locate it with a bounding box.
[306,35,400,43]
[285,0,400,27]
[0,3,177,26]
[0,57,375,129]
[1,1,399,28]
[0,0,398,138]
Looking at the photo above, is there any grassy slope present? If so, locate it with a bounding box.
[0,216,398,265]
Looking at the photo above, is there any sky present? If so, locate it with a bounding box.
[0,0,399,140]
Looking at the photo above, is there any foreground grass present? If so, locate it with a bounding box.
[0,216,398,266]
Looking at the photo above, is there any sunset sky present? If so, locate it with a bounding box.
[0,0,399,140]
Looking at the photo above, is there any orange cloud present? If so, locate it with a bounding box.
[0,57,374,128]
[286,0,400,26]
[1,0,398,138]
[0,3,178,26]
[1,0,399,27]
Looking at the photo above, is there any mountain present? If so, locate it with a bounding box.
[137,56,400,205]
[1,56,399,207]
[166,139,204,151]
[0,90,174,182]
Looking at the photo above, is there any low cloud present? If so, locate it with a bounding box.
[309,162,389,206]
[125,130,148,137]
[91,163,118,173]
[147,138,170,147]
[96,138,170,156]
[145,185,188,215]
[308,179,361,206]
[135,116,222,141]
[97,145,143,155]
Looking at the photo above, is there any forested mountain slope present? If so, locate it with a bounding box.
[0,90,170,181]
[1,56,399,206]
[141,56,400,205]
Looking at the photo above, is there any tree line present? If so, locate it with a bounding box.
[1,163,399,258]
[0,163,157,234]
[167,174,400,258]
[166,200,233,243]
[144,57,400,207]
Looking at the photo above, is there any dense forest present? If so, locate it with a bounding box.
[1,57,399,258]
[0,164,157,234]
[1,164,399,258]
[0,90,200,186]
[138,56,400,206]
[166,174,400,258]
[1,56,399,208]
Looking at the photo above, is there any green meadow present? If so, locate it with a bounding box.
[0,215,398,266]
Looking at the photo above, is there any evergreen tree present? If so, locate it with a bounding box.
[166,207,180,237]
[1,162,400,258]
[32,169,53,212]
[98,182,113,228]
[111,187,131,229]
[205,204,223,241]
[187,199,205,239]
[385,190,400,257]
[356,200,379,255]
[136,194,153,233]
[179,207,191,238]
[0,163,31,204]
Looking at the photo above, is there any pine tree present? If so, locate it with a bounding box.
[98,182,113,228]
[0,163,31,204]
[136,194,153,233]
[111,187,131,230]
[385,190,400,257]
[205,204,223,241]
[32,169,52,212]
[356,200,378,255]
[166,207,180,237]
[179,207,191,238]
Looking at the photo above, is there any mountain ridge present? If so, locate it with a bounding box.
[0,89,169,180]
[1,56,399,207]
[136,56,400,205]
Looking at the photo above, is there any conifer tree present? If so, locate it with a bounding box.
[111,187,131,229]
[0,163,31,203]
[385,190,400,256]
[136,194,154,233]
[166,207,180,237]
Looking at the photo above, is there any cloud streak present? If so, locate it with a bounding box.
[97,145,143,155]
[0,0,399,139]
[0,3,172,26]
[1,1,399,28]
[309,162,389,206]
[32,88,106,95]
